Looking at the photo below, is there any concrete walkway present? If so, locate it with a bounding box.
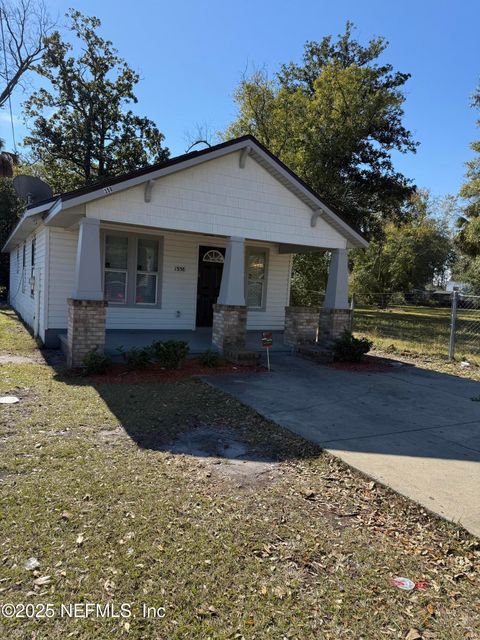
[206,354,480,537]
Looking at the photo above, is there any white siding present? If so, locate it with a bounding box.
[9,225,46,340]
[86,152,347,249]
[46,227,77,329]
[46,226,291,331]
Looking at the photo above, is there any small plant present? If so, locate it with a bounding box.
[332,331,372,362]
[82,348,112,375]
[199,349,222,368]
[151,340,190,369]
[118,346,151,370]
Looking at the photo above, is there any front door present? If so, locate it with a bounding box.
[196,246,226,326]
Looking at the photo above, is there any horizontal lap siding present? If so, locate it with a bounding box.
[105,230,290,331]
[87,152,347,249]
[9,227,46,338]
[45,226,290,331]
[47,228,77,329]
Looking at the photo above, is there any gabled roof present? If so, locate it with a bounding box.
[3,135,368,251]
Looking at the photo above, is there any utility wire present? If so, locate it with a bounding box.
[0,7,18,154]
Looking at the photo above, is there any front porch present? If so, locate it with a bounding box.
[104,328,289,358]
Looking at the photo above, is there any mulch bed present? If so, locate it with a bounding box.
[328,354,404,373]
[87,358,267,384]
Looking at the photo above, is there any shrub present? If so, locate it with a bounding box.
[332,331,372,362]
[151,340,190,369]
[82,348,112,375]
[118,346,151,370]
[199,349,222,368]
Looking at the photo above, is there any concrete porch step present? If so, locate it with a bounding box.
[296,343,334,364]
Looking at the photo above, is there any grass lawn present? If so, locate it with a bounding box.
[0,308,479,639]
[355,305,480,366]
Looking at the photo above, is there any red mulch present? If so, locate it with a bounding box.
[328,355,399,373]
[87,358,267,384]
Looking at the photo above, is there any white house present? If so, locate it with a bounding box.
[2,135,367,366]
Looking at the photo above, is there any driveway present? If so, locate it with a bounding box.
[206,354,480,537]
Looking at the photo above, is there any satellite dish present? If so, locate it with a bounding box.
[13,175,53,204]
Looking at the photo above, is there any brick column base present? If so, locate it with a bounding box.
[67,299,107,368]
[212,304,247,352]
[318,308,352,346]
[284,306,319,346]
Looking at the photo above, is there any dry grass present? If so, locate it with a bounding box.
[0,309,478,639]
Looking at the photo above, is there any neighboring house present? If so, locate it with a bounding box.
[2,135,367,366]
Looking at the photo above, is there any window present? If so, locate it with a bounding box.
[246,249,267,309]
[103,233,162,306]
[104,235,128,303]
[135,238,159,304]
[21,243,26,293]
[30,238,36,297]
[16,248,19,274]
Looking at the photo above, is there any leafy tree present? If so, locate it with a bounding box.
[0,138,16,177]
[456,86,480,256]
[453,85,480,294]
[290,253,329,306]
[0,0,54,109]
[23,10,169,193]
[351,192,453,306]
[225,22,417,236]
[0,176,23,289]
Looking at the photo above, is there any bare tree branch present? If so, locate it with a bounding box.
[0,0,55,108]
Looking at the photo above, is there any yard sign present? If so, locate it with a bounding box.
[261,331,273,371]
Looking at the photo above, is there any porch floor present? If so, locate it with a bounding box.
[104,328,290,357]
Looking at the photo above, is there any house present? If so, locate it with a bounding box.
[2,135,367,366]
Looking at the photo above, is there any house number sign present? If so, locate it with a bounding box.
[174,265,185,272]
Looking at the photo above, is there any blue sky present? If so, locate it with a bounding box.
[1,0,479,199]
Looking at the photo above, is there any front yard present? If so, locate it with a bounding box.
[0,308,478,639]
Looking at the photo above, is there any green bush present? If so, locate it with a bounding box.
[82,348,112,375]
[199,349,222,368]
[151,340,190,369]
[332,331,372,362]
[117,346,151,370]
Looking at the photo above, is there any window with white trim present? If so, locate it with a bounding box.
[30,237,36,297]
[21,243,26,293]
[246,249,267,308]
[104,235,128,303]
[135,237,159,304]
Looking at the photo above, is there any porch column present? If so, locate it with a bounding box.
[67,218,107,368]
[72,217,103,300]
[318,248,352,345]
[217,236,245,306]
[212,236,247,352]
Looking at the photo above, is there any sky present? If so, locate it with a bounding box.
[1,0,479,200]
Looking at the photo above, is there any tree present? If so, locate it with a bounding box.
[351,192,453,306]
[290,253,330,306]
[0,138,16,176]
[0,176,23,289]
[0,0,53,109]
[456,86,480,255]
[23,10,169,193]
[453,85,480,294]
[225,23,417,236]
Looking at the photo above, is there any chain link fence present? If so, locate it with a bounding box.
[290,289,480,363]
[349,291,480,364]
[449,292,480,364]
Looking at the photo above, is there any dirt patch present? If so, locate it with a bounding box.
[328,354,407,373]
[167,425,279,484]
[87,358,267,384]
[0,354,39,364]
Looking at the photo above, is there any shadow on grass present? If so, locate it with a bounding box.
[51,360,321,464]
